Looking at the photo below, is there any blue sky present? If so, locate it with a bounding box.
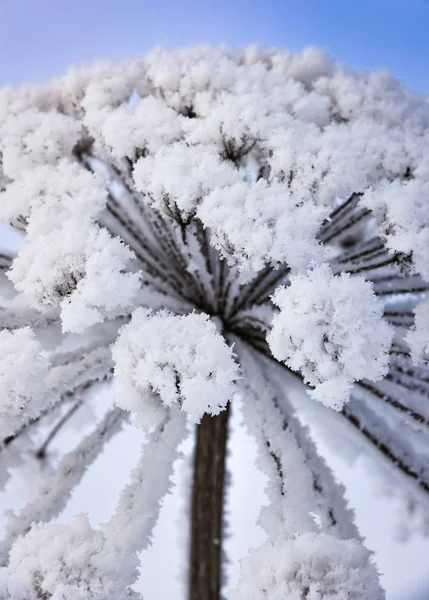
[0,0,428,91]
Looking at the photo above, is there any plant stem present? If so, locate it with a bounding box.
[189,404,230,600]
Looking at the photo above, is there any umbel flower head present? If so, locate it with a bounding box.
[268,264,394,410]
[0,44,428,599]
[0,515,136,600]
[112,308,239,428]
[231,532,384,600]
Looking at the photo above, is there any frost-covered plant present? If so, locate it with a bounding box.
[112,308,238,428]
[0,328,52,439]
[268,264,393,410]
[231,532,384,600]
[0,44,429,599]
[0,515,129,600]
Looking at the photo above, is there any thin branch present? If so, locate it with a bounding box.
[35,398,84,459]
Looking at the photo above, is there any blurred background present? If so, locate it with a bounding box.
[0,1,428,599]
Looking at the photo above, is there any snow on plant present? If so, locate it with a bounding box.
[406,296,429,364]
[268,264,394,410]
[230,344,384,598]
[362,178,429,280]
[8,223,141,333]
[0,44,428,599]
[100,95,185,160]
[133,141,242,219]
[0,328,52,439]
[0,157,140,333]
[112,308,238,428]
[198,179,328,272]
[230,532,384,600]
[0,515,131,600]
[0,109,83,178]
[0,410,185,598]
[0,159,107,234]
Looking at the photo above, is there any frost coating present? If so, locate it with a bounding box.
[199,180,328,272]
[406,297,429,364]
[133,141,242,218]
[101,95,184,159]
[8,225,140,333]
[362,179,429,281]
[2,157,139,333]
[112,308,238,428]
[0,44,428,597]
[0,160,107,234]
[230,532,384,600]
[0,515,133,600]
[268,265,393,409]
[0,328,52,439]
[0,109,83,179]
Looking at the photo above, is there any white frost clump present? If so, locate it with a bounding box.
[0,328,52,439]
[198,180,328,273]
[0,515,133,600]
[100,95,184,159]
[406,297,429,364]
[0,160,107,234]
[0,109,83,179]
[9,225,141,334]
[362,179,429,281]
[230,532,384,600]
[133,141,242,218]
[112,308,238,428]
[268,264,393,410]
[1,157,139,333]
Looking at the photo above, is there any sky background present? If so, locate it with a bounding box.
[0,1,429,599]
[0,0,428,91]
